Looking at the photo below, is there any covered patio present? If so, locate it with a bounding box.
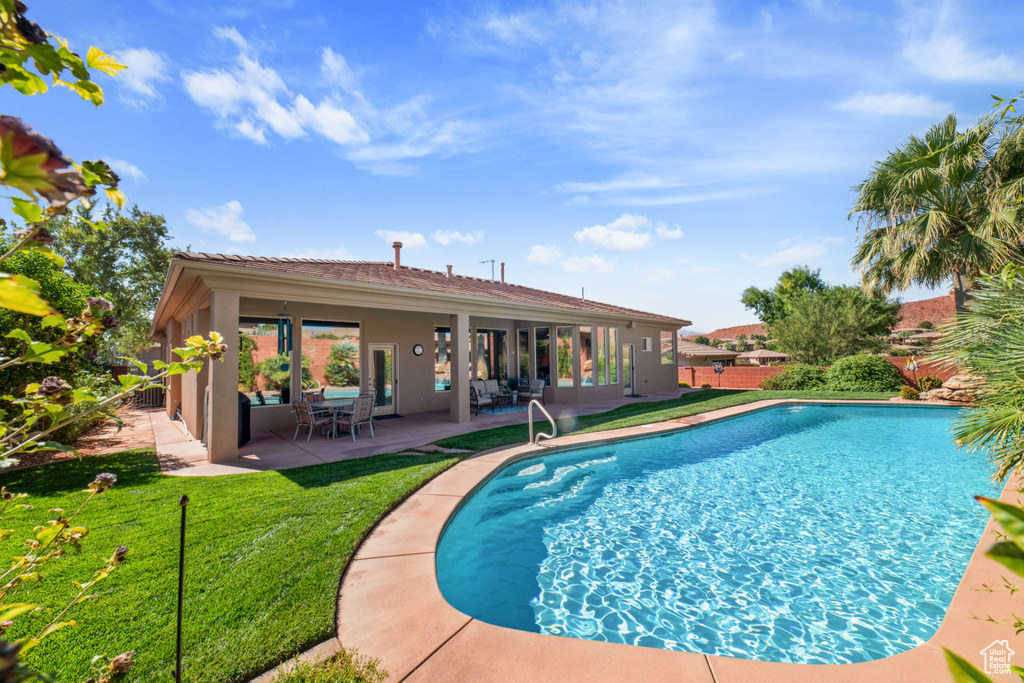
[152,388,687,476]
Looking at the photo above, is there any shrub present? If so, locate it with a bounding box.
[700,382,712,389]
[679,382,691,388]
[918,320,934,330]
[272,650,385,683]
[825,355,904,392]
[758,364,826,391]
[324,337,359,386]
[899,385,920,400]
[918,375,943,392]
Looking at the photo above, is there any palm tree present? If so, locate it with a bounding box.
[850,113,1024,310]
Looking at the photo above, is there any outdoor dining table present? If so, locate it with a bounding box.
[311,398,356,439]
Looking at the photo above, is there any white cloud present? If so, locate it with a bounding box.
[484,13,546,44]
[695,285,722,295]
[644,266,675,282]
[526,244,563,266]
[183,27,468,171]
[103,157,146,182]
[374,230,428,250]
[574,213,652,252]
[751,242,828,267]
[562,255,615,274]
[689,265,718,275]
[904,33,1024,82]
[836,92,951,117]
[432,230,483,245]
[185,200,255,243]
[655,222,683,239]
[117,48,170,101]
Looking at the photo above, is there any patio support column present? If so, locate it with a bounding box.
[165,318,182,419]
[449,312,470,424]
[207,291,239,462]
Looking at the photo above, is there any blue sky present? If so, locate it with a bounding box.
[7,0,1024,331]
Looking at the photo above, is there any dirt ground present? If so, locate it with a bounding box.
[5,406,156,472]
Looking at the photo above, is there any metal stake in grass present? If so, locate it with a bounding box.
[176,494,189,683]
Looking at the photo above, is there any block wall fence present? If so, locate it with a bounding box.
[679,357,957,390]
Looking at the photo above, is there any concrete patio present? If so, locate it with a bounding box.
[153,389,688,477]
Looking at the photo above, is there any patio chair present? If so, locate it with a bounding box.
[293,400,334,442]
[470,385,494,416]
[518,379,546,405]
[304,391,325,404]
[335,393,375,442]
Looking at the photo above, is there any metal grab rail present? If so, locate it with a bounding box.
[527,399,557,445]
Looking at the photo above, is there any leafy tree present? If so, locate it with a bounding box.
[741,266,827,327]
[850,113,1024,310]
[751,333,767,350]
[50,203,182,360]
[259,353,312,390]
[918,320,934,330]
[709,338,722,347]
[770,286,900,365]
[693,334,710,346]
[735,333,748,350]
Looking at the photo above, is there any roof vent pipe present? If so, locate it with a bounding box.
[446,265,453,278]
[501,262,505,284]
[392,242,402,270]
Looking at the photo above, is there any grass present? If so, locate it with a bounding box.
[0,449,457,683]
[436,388,897,452]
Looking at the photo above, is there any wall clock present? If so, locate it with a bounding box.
[413,344,424,356]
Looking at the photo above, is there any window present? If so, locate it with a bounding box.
[434,327,451,391]
[556,326,574,387]
[475,329,508,380]
[579,326,593,386]
[239,316,295,406]
[535,327,550,385]
[641,336,653,352]
[517,329,530,386]
[303,320,360,398]
[608,328,618,383]
[596,327,607,385]
[661,331,676,364]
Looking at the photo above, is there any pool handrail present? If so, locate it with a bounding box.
[527,399,557,445]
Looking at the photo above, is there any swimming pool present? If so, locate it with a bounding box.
[435,404,998,664]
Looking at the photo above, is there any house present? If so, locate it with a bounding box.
[676,339,742,367]
[737,349,789,366]
[150,243,690,463]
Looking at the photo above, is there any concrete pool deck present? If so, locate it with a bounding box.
[335,399,1023,682]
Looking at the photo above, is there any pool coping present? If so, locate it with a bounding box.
[337,399,1024,682]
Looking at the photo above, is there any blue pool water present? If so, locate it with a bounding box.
[435,404,998,664]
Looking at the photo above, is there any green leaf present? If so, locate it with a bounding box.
[978,497,1024,549]
[54,40,89,80]
[944,648,999,683]
[0,274,50,316]
[68,79,103,106]
[987,541,1024,577]
[85,47,125,76]
[128,358,148,373]
[117,374,144,390]
[41,315,68,331]
[2,63,48,96]
[21,341,67,364]
[37,441,74,454]
[0,147,54,197]
[24,43,63,75]
[152,360,167,369]
[35,524,61,546]
[10,197,42,223]
[72,388,98,403]
[6,329,32,343]
[0,603,36,623]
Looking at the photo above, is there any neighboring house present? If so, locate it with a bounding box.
[150,244,690,462]
[737,349,789,366]
[676,340,742,367]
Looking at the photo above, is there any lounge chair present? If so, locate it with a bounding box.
[335,393,375,442]
[518,379,546,405]
[469,386,494,415]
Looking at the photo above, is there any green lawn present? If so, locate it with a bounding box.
[2,388,897,681]
[436,388,897,452]
[0,450,457,683]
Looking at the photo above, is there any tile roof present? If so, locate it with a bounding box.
[677,340,741,357]
[174,253,689,325]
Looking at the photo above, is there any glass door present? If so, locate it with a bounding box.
[368,343,397,416]
[623,344,634,395]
